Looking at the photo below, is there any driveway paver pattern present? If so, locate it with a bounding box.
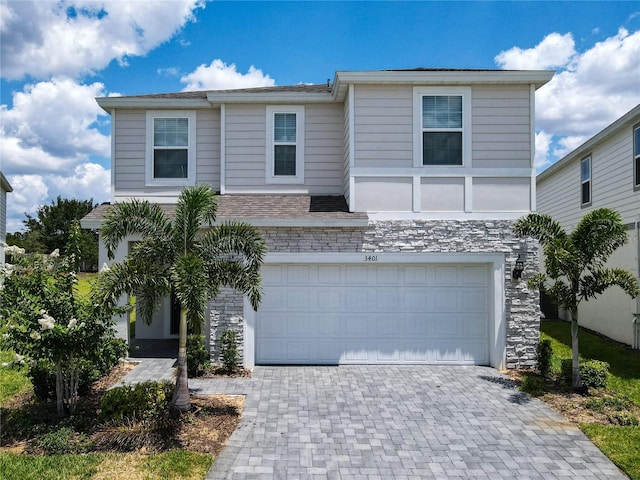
[187,366,626,480]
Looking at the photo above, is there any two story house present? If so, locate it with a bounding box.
[537,105,640,349]
[82,68,554,370]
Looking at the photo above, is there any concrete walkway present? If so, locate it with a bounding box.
[125,363,627,479]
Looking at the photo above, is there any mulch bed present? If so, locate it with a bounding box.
[0,361,244,456]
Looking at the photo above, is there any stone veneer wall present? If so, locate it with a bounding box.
[209,220,540,369]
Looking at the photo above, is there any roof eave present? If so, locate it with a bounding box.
[96,97,212,112]
[206,92,334,104]
[1,172,12,192]
[334,69,555,90]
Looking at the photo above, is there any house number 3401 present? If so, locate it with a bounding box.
[364,255,378,262]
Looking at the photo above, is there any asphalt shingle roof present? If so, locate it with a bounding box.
[82,195,367,226]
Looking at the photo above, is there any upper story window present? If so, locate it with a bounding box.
[413,87,471,167]
[145,111,196,186]
[581,155,591,206]
[266,106,305,184]
[634,124,640,190]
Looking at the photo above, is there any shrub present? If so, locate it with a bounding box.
[36,427,92,455]
[29,358,100,401]
[519,374,546,396]
[93,417,178,452]
[220,329,239,373]
[93,337,128,376]
[186,334,210,377]
[536,339,553,379]
[99,381,173,422]
[561,359,610,391]
[608,412,640,427]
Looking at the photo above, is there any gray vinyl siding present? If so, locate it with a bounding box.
[538,123,640,229]
[225,104,343,194]
[353,85,413,168]
[472,86,532,168]
[342,88,351,203]
[113,109,220,193]
[0,188,6,264]
[352,85,532,170]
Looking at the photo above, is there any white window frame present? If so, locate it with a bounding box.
[634,124,640,191]
[581,155,592,207]
[145,110,196,187]
[265,105,305,184]
[413,87,472,168]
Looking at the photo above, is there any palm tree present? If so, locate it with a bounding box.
[514,208,638,389]
[96,185,266,412]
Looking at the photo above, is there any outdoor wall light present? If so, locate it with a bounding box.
[513,254,525,280]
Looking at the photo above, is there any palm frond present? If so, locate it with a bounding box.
[173,185,218,254]
[513,213,566,246]
[171,254,209,331]
[571,208,628,269]
[102,200,171,259]
[200,221,267,271]
[580,268,640,301]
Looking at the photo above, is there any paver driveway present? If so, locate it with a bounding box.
[190,366,625,480]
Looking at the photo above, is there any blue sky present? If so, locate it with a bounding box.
[1,1,639,233]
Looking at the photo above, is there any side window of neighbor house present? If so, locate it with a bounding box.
[266,106,304,184]
[145,111,196,186]
[634,124,640,190]
[581,155,591,206]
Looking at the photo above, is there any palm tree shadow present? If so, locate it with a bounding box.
[479,374,533,405]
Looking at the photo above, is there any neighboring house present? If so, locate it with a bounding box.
[537,104,640,349]
[1,172,12,265]
[82,68,553,370]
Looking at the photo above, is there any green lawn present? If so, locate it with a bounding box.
[75,272,97,300]
[0,451,213,480]
[0,351,32,404]
[541,320,640,479]
[541,320,640,404]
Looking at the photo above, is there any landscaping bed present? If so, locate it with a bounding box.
[509,320,640,480]
[0,362,243,480]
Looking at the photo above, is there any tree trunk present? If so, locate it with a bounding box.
[171,308,191,414]
[570,311,581,389]
[55,361,64,417]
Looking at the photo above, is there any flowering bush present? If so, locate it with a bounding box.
[0,247,124,416]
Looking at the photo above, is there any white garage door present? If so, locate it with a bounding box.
[256,263,490,365]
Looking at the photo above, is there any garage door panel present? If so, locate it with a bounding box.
[345,265,368,283]
[434,289,459,310]
[460,289,488,310]
[256,263,490,365]
[435,266,458,284]
[462,266,488,284]
[462,314,488,336]
[317,290,343,311]
[287,289,312,309]
[376,290,400,310]
[287,265,310,284]
[376,266,400,285]
[318,265,341,284]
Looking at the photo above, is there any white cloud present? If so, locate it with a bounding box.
[1,78,110,173]
[534,131,552,170]
[495,33,576,70]
[180,59,275,91]
[0,0,205,80]
[496,28,640,169]
[4,174,49,232]
[5,164,110,233]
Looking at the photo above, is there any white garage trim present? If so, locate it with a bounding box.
[244,252,506,369]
